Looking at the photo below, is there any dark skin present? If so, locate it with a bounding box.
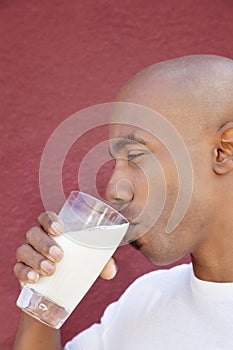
[13,55,233,349]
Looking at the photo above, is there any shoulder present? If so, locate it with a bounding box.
[118,263,192,303]
[100,263,192,326]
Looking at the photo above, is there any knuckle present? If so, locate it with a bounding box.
[37,211,45,222]
[16,245,24,260]
[13,263,19,276]
[13,263,25,281]
[26,226,39,241]
[38,211,51,226]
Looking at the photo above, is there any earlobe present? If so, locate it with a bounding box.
[212,123,233,175]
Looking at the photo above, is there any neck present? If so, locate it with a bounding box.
[191,238,233,282]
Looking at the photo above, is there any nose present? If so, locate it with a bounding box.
[105,162,134,206]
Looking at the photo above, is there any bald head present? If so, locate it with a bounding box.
[107,55,233,276]
[116,55,233,132]
[113,54,233,199]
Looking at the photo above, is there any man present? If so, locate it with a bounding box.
[13,54,233,349]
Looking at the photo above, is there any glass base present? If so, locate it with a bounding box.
[17,287,69,329]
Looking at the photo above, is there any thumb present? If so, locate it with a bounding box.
[100,257,118,280]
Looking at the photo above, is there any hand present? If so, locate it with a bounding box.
[14,211,118,284]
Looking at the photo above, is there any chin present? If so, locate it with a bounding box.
[140,245,185,267]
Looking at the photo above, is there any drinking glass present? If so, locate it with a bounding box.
[17,191,129,328]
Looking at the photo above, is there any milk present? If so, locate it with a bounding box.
[17,223,128,327]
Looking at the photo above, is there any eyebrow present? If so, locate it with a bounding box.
[108,133,148,158]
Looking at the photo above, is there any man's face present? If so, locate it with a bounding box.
[105,121,203,266]
[104,56,233,270]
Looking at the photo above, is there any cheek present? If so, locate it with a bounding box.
[149,148,179,208]
[148,158,179,230]
[131,169,158,228]
[137,156,167,200]
[132,163,149,201]
[130,160,174,232]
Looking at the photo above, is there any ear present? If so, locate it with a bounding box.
[213,122,233,175]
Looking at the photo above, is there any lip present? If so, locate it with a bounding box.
[119,204,136,219]
[123,222,141,246]
[119,211,139,225]
[127,221,138,226]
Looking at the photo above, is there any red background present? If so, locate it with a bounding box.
[1,0,233,348]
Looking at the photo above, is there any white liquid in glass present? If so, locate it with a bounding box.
[17,223,128,328]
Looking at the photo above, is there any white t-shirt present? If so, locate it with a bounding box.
[64,264,233,349]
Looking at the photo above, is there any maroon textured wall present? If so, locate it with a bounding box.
[1,0,233,348]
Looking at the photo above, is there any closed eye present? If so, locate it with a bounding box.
[127,151,146,161]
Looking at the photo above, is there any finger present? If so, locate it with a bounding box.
[38,211,64,236]
[26,226,63,262]
[14,262,40,284]
[16,243,56,276]
[100,257,118,280]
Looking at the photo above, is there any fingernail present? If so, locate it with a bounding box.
[41,260,55,274]
[49,246,63,260]
[27,271,39,282]
[51,221,64,235]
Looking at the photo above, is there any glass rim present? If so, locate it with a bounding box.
[68,190,129,224]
